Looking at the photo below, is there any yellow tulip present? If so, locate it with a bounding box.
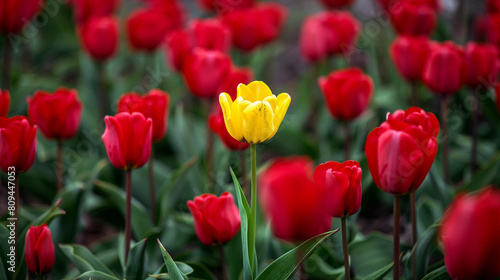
[219,81,291,144]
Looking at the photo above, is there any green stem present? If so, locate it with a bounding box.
[220,246,228,280]
[341,217,351,280]
[410,192,417,280]
[248,144,257,272]
[149,145,156,224]
[343,122,350,160]
[411,82,418,107]
[125,170,132,265]
[97,61,109,120]
[2,37,12,90]
[471,88,479,174]
[56,140,63,192]
[393,196,401,280]
[441,96,451,185]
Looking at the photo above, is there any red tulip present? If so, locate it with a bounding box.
[27,88,82,140]
[314,160,362,218]
[209,105,250,151]
[0,116,37,173]
[365,107,439,195]
[79,16,119,61]
[197,0,255,14]
[259,157,332,243]
[164,30,194,72]
[218,66,254,99]
[485,14,500,47]
[190,18,232,54]
[319,67,374,121]
[223,3,287,52]
[390,35,431,82]
[318,0,353,9]
[488,0,500,14]
[389,1,436,36]
[0,0,44,34]
[145,0,186,26]
[25,224,55,275]
[378,0,439,12]
[464,42,499,88]
[0,90,10,117]
[182,48,232,98]
[102,112,152,170]
[117,89,170,141]
[440,186,500,280]
[73,0,120,24]
[126,8,177,52]
[422,41,466,95]
[187,192,241,245]
[300,11,360,62]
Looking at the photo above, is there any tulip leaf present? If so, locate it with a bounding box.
[254,229,338,280]
[59,244,115,276]
[362,261,394,280]
[349,233,397,279]
[157,239,189,280]
[75,270,120,280]
[93,179,157,239]
[421,264,451,280]
[404,224,440,279]
[230,168,253,280]
[146,263,196,279]
[50,182,86,244]
[460,151,500,192]
[126,238,148,279]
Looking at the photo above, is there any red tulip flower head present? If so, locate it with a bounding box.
[314,160,362,218]
[189,18,232,53]
[0,0,44,34]
[0,89,10,117]
[464,42,499,88]
[318,0,354,8]
[73,0,120,24]
[197,0,255,14]
[319,67,374,121]
[488,0,500,14]
[0,116,37,173]
[79,16,119,61]
[27,88,82,140]
[389,1,437,36]
[365,107,439,195]
[126,8,178,52]
[182,48,232,98]
[422,41,466,95]
[164,30,194,72]
[300,11,360,62]
[25,224,55,275]
[259,157,332,243]
[440,187,500,280]
[223,3,287,52]
[102,112,152,170]
[117,89,170,141]
[390,35,431,82]
[187,192,241,245]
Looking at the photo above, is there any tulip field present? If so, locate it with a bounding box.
[2,0,500,279]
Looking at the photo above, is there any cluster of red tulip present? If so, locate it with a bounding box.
[2,0,500,279]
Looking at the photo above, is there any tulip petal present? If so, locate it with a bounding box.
[326,170,350,217]
[24,226,40,275]
[0,128,20,172]
[102,116,127,169]
[242,101,274,144]
[34,227,55,274]
[266,93,291,140]
[247,81,273,101]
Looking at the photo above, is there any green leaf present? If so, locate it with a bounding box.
[75,270,120,280]
[349,233,395,279]
[126,238,148,280]
[230,168,253,280]
[157,239,189,280]
[59,244,115,276]
[148,263,194,279]
[421,264,451,280]
[405,225,439,279]
[362,262,394,280]
[461,151,500,192]
[93,179,156,239]
[255,229,339,280]
[51,182,86,244]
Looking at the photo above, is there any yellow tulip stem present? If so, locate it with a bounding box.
[248,143,257,272]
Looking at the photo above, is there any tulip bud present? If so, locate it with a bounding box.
[0,116,37,173]
[79,16,120,61]
[182,48,232,99]
[365,107,439,195]
[117,89,170,141]
[0,89,10,117]
[314,160,362,218]
[319,67,374,121]
[389,1,436,36]
[73,0,120,24]
[422,41,466,95]
[390,35,431,82]
[464,42,499,88]
[187,192,241,245]
[27,88,83,141]
[488,0,500,14]
[25,224,55,275]
[223,3,287,52]
[440,187,500,280]
[190,18,232,53]
[0,0,44,34]
[164,30,194,72]
[217,66,254,99]
[102,112,152,170]
[259,156,332,243]
[126,8,178,52]
[318,0,353,9]
[197,0,255,13]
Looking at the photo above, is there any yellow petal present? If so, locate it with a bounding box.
[230,97,246,141]
[237,83,255,102]
[242,101,274,144]
[248,81,273,101]
[219,93,240,141]
[263,95,277,111]
[266,93,291,141]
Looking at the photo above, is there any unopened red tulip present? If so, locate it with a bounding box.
[126,8,177,52]
[73,0,120,24]
[318,0,353,9]
[197,0,255,13]
[390,35,431,82]
[25,224,55,275]
[0,0,44,34]
[79,16,119,61]
[464,42,499,88]
[190,18,232,54]
[389,1,436,36]
[0,116,37,173]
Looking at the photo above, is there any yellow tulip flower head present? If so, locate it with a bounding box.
[219,81,291,144]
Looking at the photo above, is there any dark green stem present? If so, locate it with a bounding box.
[410,192,417,280]
[393,196,401,280]
[341,217,351,280]
[220,246,228,280]
[56,140,63,192]
[344,122,350,160]
[441,96,451,185]
[125,170,132,264]
[97,62,109,120]
[149,146,156,224]
[2,37,12,90]
[248,144,257,272]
